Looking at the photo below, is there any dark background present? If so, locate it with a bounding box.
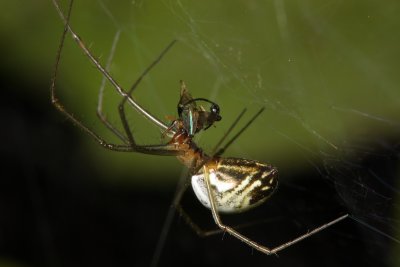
[1,75,398,267]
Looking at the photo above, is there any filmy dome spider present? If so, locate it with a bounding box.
[51,0,348,259]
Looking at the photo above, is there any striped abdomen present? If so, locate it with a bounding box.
[191,158,278,213]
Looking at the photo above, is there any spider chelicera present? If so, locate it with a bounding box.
[51,0,348,260]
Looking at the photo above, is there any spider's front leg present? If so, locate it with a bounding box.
[53,0,179,155]
[51,0,137,152]
[96,30,128,143]
[117,41,177,149]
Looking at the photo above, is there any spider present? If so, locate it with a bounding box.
[51,0,349,261]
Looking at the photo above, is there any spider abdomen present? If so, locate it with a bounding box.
[191,158,278,213]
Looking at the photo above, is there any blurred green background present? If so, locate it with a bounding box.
[2,0,399,185]
[1,0,399,266]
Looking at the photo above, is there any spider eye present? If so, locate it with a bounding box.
[210,104,221,121]
[210,104,220,114]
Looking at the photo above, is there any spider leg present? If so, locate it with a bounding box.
[211,108,247,155]
[52,0,170,133]
[176,204,284,237]
[118,40,177,146]
[150,167,192,267]
[95,26,177,146]
[96,29,129,143]
[51,0,182,156]
[203,165,348,255]
[51,0,131,152]
[175,204,231,237]
[214,107,265,157]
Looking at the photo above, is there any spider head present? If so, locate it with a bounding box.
[177,83,222,136]
[179,99,222,136]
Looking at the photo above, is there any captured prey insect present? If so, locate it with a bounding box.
[51,0,349,260]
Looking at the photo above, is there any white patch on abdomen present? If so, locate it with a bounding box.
[191,159,278,214]
[191,170,217,211]
[191,169,255,214]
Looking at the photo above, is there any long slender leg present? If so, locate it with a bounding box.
[175,204,212,237]
[51,0,131,152]
[211,108,247,155]
[117,41,177,146]
[51,0,182,156]
[150,167,192,267]
[52,0,169,132]
[96,29,129,143]
[176,204,283,238]
[214,107,265,157]
[203,165,348,255]
[96,29,176,146]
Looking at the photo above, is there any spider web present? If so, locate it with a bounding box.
[47,0,400,266]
